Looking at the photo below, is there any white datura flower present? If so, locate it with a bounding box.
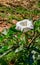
[16,19,34,32]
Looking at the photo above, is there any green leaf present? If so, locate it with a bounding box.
[34,20,40,33]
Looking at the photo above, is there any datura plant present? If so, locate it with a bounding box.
[0,19,40,65]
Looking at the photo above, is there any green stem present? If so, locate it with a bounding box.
[25,32,29,45]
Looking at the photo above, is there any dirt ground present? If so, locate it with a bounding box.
[0,0,40,9]
[0,0,40,32]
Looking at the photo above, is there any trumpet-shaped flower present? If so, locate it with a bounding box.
[16,19,34,32]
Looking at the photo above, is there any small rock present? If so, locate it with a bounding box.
[12,20,18,25]
[2,29,7,35]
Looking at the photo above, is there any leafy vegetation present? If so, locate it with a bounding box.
[0,1,40,65]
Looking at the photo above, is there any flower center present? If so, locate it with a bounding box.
[20,22,27,26]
